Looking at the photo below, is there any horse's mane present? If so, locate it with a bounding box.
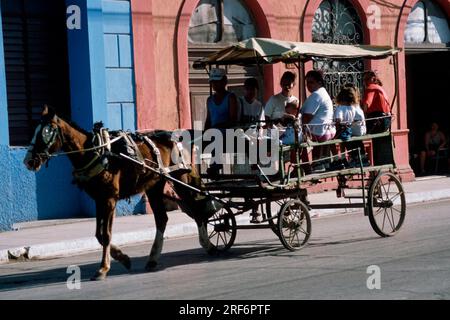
[58,116,92,137]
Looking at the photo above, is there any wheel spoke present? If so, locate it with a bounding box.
[383,210,393,231]
[209,230,217,239]
[218,229,227,246]
[380,183,389,201]
[390,207,397,230]
[388,191,403,203]
[392,206,403,215]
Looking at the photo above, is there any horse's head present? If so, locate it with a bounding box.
[24,105,63,171]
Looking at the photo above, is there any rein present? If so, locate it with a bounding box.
[37,134,124,158]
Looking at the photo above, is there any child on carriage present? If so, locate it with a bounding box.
[332,85,369,169]
[279,101,303,145]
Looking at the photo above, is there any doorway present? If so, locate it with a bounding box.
[406,50,450,173]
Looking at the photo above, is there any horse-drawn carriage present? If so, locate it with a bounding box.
[23,37,405,280]
[189,37,405,251]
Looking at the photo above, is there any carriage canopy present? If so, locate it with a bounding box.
[193,37,400,68]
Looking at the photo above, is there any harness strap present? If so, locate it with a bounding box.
[143,136,167,173]
[143,136,191,175]
[72,154,105,182]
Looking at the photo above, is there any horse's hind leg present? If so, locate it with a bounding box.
[145,183,168,271]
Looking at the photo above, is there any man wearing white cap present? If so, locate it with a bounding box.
[204,68,238,177]
[204,68,238,130]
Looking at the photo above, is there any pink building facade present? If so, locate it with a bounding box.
[130,0,450,181]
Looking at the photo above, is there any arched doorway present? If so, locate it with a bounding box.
[311,0,364,98]
[188,0,260,128]
[404,0,450,174]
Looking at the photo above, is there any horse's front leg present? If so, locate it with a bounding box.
[92,198,116,281]
[110,244,131,270]
[145,184,168,271]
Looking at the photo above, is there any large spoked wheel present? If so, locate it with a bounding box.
[207,206,237,252]
[277,199,311,251]
[368,172,406,237]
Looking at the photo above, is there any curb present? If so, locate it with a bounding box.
[406,189,450,203]
[0,249,8,264]
[1,189,450,264]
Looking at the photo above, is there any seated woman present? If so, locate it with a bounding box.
[419,122,447,175]
[332,86,369,169]
[301,70,335,172]
[361,70,391,134]
[265,71,299,123]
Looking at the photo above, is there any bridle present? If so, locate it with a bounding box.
[29,116,65,164]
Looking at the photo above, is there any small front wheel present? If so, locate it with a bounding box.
[206,207,237,252]
[277,199,311,251]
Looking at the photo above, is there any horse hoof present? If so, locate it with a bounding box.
[91,272,107,281]
[121,255,132,270]
[145,261,158,272]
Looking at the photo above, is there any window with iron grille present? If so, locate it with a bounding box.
[1,0,71,146]
[312,0,364,99]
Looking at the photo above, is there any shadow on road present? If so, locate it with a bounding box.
[0,235,380,293]
[0,241,287,292]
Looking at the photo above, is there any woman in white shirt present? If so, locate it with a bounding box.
[264,71,299,123]
[333,86,369,167]
[301,70,335,142]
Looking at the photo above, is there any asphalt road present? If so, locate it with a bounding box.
[1,199,450,300]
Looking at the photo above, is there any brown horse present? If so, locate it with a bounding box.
[24,106,219,280]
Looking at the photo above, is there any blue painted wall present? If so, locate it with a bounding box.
[102,0,136,131]
[0,146,83,231]
[0,7,9,145]
[0,0,142,230]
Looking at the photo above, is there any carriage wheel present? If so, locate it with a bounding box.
[277,199,311,251]
[207,207,237,252]
[368,172,406,237]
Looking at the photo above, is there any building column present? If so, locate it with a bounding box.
[66,0,108,130]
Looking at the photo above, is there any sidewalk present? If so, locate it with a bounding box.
[1,175,450,264]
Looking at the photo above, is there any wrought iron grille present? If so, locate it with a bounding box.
[312,0,364,99]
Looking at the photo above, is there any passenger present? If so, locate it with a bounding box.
[204,68,238,130]
[264,71,299,123]
[333,86,369,168]
[204,68,239,176]
[344,83,366,137]
[361,70,391,134]
[301,70,335,172]
[301,70,335,142]
[418,122,447,175]
[237,77,264,127]
[280,101,303,145]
